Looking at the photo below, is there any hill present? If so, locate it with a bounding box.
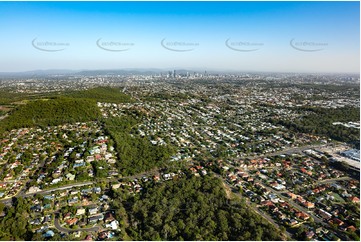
[67,87,134,103]
[0,97,101,132]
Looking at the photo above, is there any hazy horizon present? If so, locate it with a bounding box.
[0,68,360,76]
[0,1,359,73]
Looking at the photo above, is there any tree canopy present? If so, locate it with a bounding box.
[120,175,283,241]
[270,106,360,145]
[0,97,101,132]
[104,116,175,176]
[66,87,134,103]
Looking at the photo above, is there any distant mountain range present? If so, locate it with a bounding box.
[0,69,358,78]
[75,69,169,76]
[0,68,196,77]
[0,68,266,77]
[0,69,78,77]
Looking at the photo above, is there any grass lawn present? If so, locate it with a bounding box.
[330,192,345,203]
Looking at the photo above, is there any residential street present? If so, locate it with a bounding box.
[54,214,100,233]
[213,172,292,240]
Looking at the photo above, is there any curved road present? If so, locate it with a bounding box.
[54,216,100,233]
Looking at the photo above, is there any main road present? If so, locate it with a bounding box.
[0,143,346,239]
[0,181,94,205]
[0,169,159,206]
[245,144,330,160]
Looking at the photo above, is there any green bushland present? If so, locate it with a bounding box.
[0,90,37,105]
[104,115,175,176]
[0,97,101,132]
[270,106,360,145]
[122,175,283,241]
[66,87,134,103]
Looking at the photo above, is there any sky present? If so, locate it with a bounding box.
[0,1,359,73]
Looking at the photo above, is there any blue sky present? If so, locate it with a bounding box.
[0,1,359,73]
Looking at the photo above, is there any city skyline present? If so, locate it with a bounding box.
[0,1,359,73]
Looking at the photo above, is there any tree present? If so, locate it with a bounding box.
[124,175,282,241]
[0,203,5,214]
